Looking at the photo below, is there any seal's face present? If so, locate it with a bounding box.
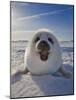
[33,31,54,61]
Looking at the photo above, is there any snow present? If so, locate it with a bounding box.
[10,41,74,98]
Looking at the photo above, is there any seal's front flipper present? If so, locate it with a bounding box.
[13,68,29,76]
[58,66,72,78]
[18,68,29,74]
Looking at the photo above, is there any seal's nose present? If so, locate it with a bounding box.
[38,40,50,50]
[40,40,48,46]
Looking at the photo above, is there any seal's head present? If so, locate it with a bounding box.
[31,29,55,61]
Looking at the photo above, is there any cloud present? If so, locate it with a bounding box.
[17,7,72,21]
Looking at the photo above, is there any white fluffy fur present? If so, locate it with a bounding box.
[24,29,62,75]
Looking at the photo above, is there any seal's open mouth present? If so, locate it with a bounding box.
[39,50,49,61]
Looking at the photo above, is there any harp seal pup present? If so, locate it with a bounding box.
[18,29,71,78]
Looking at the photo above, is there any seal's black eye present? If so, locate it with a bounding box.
[48,38,54,44]
[35,37,40,43]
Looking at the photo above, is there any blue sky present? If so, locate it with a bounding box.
[11,2,74,41]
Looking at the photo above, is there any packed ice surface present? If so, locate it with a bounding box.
[10,41,74,98]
